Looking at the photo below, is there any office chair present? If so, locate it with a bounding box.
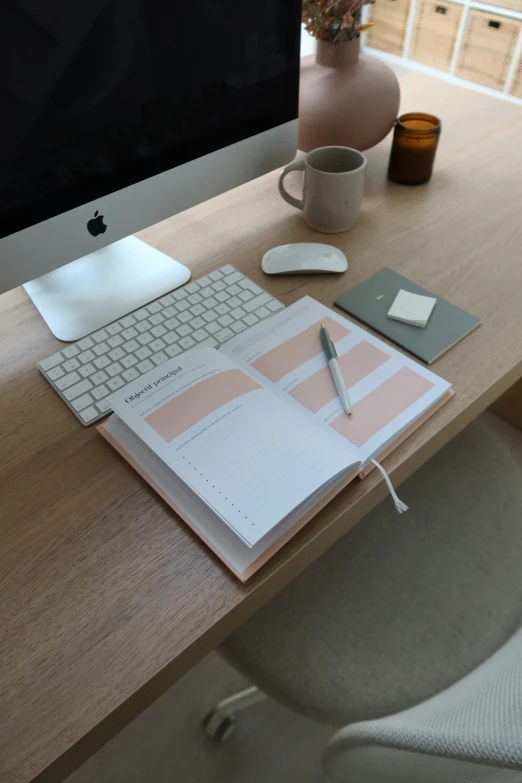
[204,413,522,780]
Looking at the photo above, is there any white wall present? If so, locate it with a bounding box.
[300,26,316,56]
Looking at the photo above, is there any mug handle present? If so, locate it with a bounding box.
[278,160,305,210]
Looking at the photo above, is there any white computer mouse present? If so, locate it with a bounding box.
[261,243,348,275]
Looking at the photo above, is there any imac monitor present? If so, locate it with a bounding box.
[0,0,301,339]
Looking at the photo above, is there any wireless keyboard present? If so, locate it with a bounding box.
[38,265,284,426]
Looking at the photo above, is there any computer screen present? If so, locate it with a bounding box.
[0,0,301,240]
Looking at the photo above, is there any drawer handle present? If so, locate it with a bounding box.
[488,19,501,28]
[436,5,447,13]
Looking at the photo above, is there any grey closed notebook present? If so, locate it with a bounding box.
[335,268,481,364]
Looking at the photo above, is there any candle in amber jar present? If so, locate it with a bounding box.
[387,113,441,185]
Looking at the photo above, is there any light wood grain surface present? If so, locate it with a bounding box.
[2,73,522,783]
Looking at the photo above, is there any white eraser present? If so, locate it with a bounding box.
[387,289,437,328]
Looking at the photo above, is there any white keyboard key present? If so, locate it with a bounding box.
[150,338,167,352]
[134,307,149,321]
[72,393,94,412]
[239,290,254,302]
[232,322,248,334]
[267,300,284,312]
[136,320,151,333]
[255,306,271,319]
[106,362,123,377]
[94,355,111,370]
[188,293,202,305]
[92,328,109,343]
[151,325,167,338]
[92,384,110,400]
[176,324,192,338]
[121,354,138,368]
[107,334,124,348]
[230,307,246,319]
[137,359,155,373]
[122,327,138,340]
[200,286,215,299]
[184,282,200,294]
[197,275,211,287]
[163,306,177,319]
[215,328,234,343]
[224,271,243,285]
[177,300,191,312]
[80,406,99,424]
[40,352,64,371]
[56,371,81,391]
[164,317,180,330]
[178,311,192,324]
[47,366,65,381]
[62,344,80,359]
[226,283,242,296]
[63,379,93,401]
[120,314,137,328]
[243,313,259,327]
[193,329,209,342]
[215,291,229,303]
[91,371,109,385]
[160,294,174,306]
[205,321,220,335]
[149,313,165,326]
[93,341,110,356]
[242,293,272,313]
[137,332,153,345]
[122,367,140,383]
[173,287,188,300]
[123,339,140,353]
[205,296,218,309]
[245,281,262,295]
[147,301,162,314]
[166,344,182,358]
[78,349,95,363]
[220,264,235,275]
[136,346,152,360]
[109,347,126,361]
[212,280,226,292]
[190,317,205,330]
[228,296,242,309]
[218,314,233,327]
[198,337,219,349]
[96,399,112,414]
[79,363,96,378]
[152,350,168,365]
[215,303,230,316]
[163,332,179,345]
[190,304,205,317]
[179,336,196,350]
[77,336,94,350]
[208,269,223,280]
[106,322,123,335]
[107,376,125,391]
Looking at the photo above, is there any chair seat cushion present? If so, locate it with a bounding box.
[220,414,522,726]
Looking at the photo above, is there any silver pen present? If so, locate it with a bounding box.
[320,324,352,416]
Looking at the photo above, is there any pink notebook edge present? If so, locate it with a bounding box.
[98,388,454,582]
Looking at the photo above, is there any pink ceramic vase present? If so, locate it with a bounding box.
[298,38,400,152]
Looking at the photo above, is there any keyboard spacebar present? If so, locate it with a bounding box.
[242,293,272,313]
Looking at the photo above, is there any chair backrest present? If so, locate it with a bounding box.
[324,627,522,782]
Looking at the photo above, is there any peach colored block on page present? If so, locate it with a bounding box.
[289,341,389,413]
[252,317,350,383]
[145,369,261,442]
[331,367,434,448]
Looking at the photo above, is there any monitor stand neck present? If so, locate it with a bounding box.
[23,236,191,342]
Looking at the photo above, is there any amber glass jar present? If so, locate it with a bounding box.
[387,113,441,185]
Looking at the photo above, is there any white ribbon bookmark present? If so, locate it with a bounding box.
[371,459,409,514]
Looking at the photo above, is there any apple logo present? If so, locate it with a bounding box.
[87,210,107,237]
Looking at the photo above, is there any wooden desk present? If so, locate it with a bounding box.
[2,73,522,783]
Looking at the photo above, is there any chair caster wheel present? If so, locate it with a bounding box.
[202,708,237,742]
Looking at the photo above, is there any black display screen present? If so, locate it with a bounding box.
[0,0,301,238]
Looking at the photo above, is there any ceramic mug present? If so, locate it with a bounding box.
[278,146,367,233]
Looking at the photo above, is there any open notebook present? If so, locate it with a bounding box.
[99,297,453,581]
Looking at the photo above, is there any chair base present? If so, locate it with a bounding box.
[203,686,266,742]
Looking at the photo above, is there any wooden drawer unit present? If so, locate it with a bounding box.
[482,0,522,12]
[411,1,463,70]
[510,53,522,97]
[457,10,521,90]
[366,0,411,56]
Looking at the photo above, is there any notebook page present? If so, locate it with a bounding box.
[221,297,452,467]
[106,347,359,547]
